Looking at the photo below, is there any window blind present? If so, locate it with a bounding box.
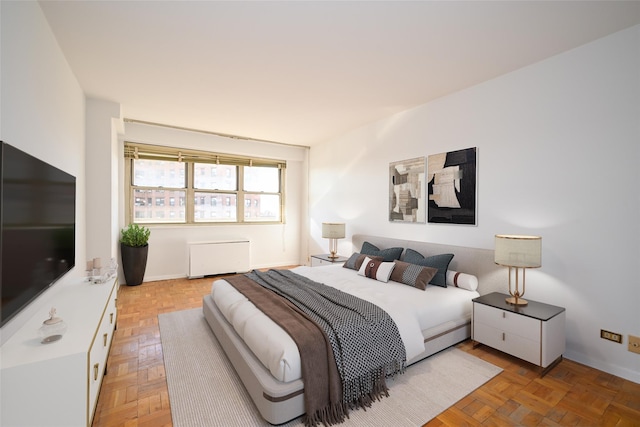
[124,142,286,169]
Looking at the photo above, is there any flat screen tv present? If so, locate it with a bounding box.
[1,141,76,327]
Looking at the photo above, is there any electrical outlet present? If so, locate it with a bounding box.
[629,335,640,354]
[601,329,623,343]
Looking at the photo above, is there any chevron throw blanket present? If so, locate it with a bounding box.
[241,269,406,425]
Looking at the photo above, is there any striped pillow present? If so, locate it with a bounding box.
[402,249,454,288]
[446,270,478,291]
[358,257,396,283]
[390,260,438,290]
[343,252,384,270]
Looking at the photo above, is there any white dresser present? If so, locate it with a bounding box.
[472,292,565,374]
[0,277,118,426]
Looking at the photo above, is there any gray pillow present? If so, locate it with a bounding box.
[361,241,403,262]
[403,248,454,288]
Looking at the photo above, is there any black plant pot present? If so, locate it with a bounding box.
[120,243,148,286]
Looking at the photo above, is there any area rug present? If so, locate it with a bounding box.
[159,308,502,427]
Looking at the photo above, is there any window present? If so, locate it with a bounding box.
[130,159,186,223]
[125,142,285,225]
[243,167,281,222]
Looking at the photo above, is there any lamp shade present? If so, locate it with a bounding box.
[322,223,345,239]
[494,234,541,268]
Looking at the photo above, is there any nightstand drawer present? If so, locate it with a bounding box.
[473,322,540,365]
[474,303,540,341]
[310,254,348,267]
[312,257,335,267]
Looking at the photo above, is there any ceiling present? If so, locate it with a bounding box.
[39,1,640,147]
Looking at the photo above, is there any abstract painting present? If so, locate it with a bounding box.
[427,147,477,225]
[389,157,425,223]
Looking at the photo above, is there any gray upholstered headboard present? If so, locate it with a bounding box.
[351,234,504,295]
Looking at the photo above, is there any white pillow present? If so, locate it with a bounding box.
[446,270,478,291]
[358,256,396,283]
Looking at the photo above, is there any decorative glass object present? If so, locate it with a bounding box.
[85,260,94,282]
[38,307,67,343]
[107,257,118,279]
[92,257,103,280]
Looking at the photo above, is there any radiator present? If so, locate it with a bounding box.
[188,240,250,278]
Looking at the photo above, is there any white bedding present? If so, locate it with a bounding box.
[211,265,478,383]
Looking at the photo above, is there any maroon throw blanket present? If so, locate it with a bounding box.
[225,274,347,426]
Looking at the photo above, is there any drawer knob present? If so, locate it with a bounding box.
[110,313,114,324]
[502,332,506,341]
[93,363,99,381]
[502,312,506,319]
[103,333,108,347]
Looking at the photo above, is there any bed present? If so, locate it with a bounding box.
[202,234,503,425]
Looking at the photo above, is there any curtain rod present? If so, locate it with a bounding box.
[123,118,310,150]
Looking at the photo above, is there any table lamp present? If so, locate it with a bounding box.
[322,223,345,259]
[494,234,542,306]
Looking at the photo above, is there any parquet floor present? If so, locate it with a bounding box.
[92,275,640,427]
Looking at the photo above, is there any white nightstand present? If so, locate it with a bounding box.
[310,254,348,267]
[472,292,565,375]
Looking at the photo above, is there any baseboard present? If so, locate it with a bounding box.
[563,351,640,384]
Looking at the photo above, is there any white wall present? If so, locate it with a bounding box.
[0,1,86,343]
[85,98,123,265]
[123,122,309,281]
[310,25,640,383]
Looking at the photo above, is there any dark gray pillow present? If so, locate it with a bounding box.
[403,248,454,287]
[361,241,403,262]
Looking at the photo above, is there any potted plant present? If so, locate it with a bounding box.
[120,223,150,286]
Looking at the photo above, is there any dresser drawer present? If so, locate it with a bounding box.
[88,334,105,417]
[88,281,118,423]
[474,302,540,342]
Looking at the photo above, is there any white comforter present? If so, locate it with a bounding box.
[211,265,477,383]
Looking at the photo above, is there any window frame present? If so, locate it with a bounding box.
[124,142,286,225]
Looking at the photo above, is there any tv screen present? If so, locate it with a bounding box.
[1,142,76,327]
